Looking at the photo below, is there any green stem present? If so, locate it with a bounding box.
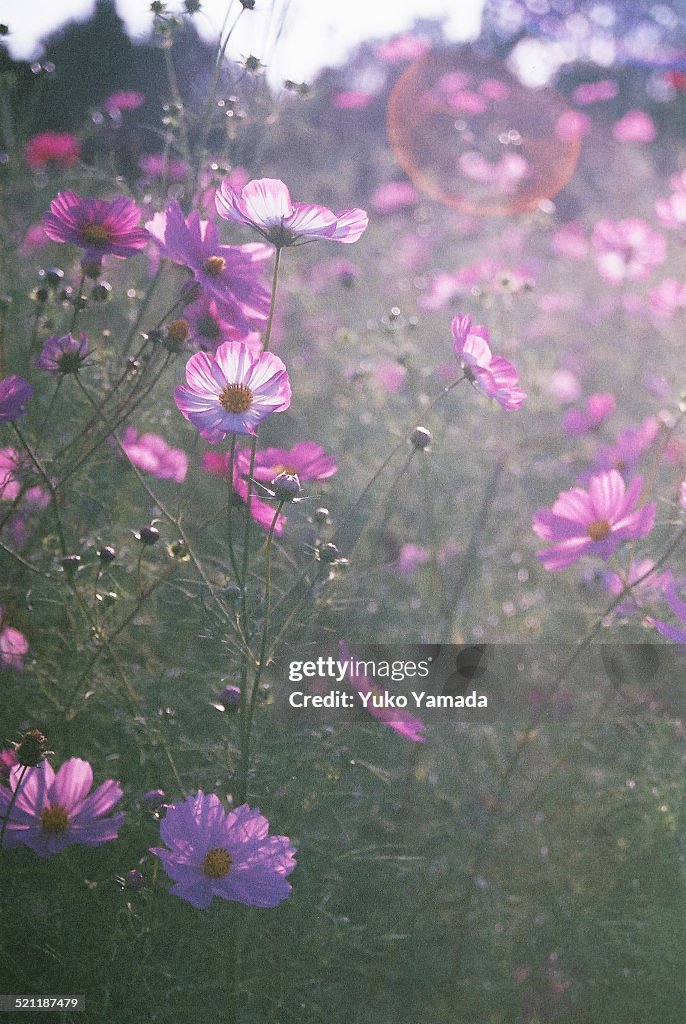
[262,246,282,353]
[0,765,27,850]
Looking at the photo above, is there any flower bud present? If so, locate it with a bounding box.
[410,426,432,450]
[136,524,160,546]
[141,788,166,810]
[98,545,116,564]
[270,471,301,502]
[61,554,82,577]
[317,542,340,564]
[124,868,145,890]
[218,684,241,709]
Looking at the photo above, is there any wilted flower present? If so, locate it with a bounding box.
[533,470,656,571]
[0,758,123,856]
[215,177,368,246]
[150,792,296,909]
[43,192,149,262]
[175,341,291,442]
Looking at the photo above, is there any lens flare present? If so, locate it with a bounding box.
[387,49,582,216]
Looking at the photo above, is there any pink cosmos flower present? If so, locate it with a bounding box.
[174,341,291,442]
[35,332,89,375]
[215,177,368,247]
[0,749,18,784]
[0,608,28,671]
[203,440,336,534]
[339,642,426,742]
[550,222,588,262]
[43,191,149,262]
[562,393,616,436]
[681,479,686,509]
[374,34,430,63]
[370,181,418,214]
[24,131,81,170]
[554,110,592,142]
[146,203,271,334]
[138,153,188,181]
[572,79,618,104]
[119,427,188,483]
[612,110,656,142]
[533,470,656,571]
[0,758,123,857]
[103,90,145,115]
[0,447,50,507]
[592,218,666,286]
[0,375,32,423]
[331,91,374,110]
[451,314,526,410]
[646,580,686,642]
[604,558,672,618]
[649,278,686,318]
[592,417,660,475]
[150,792,296,909]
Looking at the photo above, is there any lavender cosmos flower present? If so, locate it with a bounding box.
[146,203,271,334]
[563,393,616,436]
[203,440,336,533]
[451,314,526,410]
[533,469,656,571]
[215,177,368,246]
[339,642,426,742]
[0,375,32,423]
[35,332,89,375]
[175,341,291,442]
[150,792,296,909]
[183,293,262,353]
[0,608,28,670]
[43,191,149,262]
[0,758,123,856]
[604,558,672,618]
[119,427,188,482]
[647,580,686,642]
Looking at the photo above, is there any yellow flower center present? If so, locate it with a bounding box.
[82,223,111,246]
[202,847,232,879]
[587,518,611,541]
[272,463,297,475]
[204,256,226,276]
[220,383,253,413]
[39,805,70,834]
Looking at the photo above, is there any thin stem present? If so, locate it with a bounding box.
[226,434,241,583]
[262,246,281,353]
[70,268,87,333]
[11,422,67,555]
[0,764,28,850]
[236,501,283,805]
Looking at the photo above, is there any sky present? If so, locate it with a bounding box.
[1,0,486,84]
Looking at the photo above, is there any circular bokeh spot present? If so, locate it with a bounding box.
[387,48,582,216]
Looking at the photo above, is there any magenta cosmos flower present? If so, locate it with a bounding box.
[0,375,32,423]
[24,131,81,170]
[203,440,336,533]
[0,758,123,857]
[339,642,426,742]
[35,332,89,375]
[150,792,296,909]
[215,177,368,247]
[451,314,526,410]
[175,341,291,442]
[0,608,28,671]
[119,427,188,483]
[43,191,149,262]
[533,469,656,571]
[147,203,271,333]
